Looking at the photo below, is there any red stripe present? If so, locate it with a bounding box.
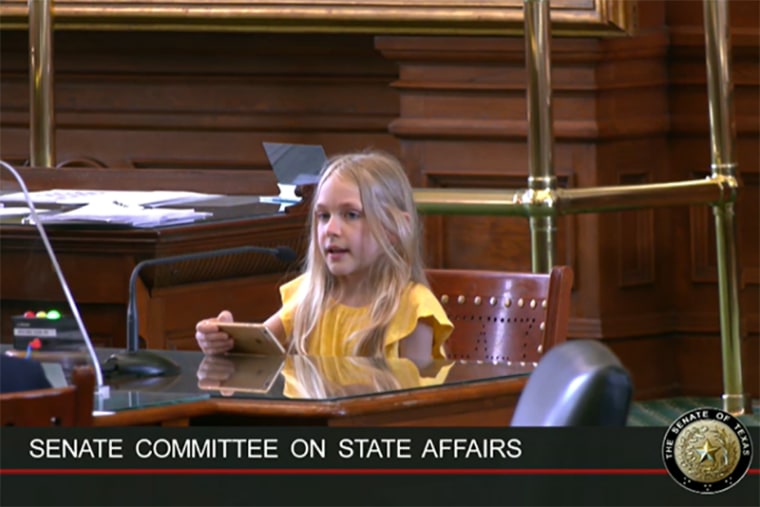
[0,468,669,475]
[1,468,757,476]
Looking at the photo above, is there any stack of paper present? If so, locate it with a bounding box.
[0,206,52,217]
[32,200,212,228]
[0,189,220,207]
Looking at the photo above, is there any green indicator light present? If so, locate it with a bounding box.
[46,309,62,319]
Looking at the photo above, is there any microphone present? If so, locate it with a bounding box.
[0,160,110,398]
[103,245,298,377]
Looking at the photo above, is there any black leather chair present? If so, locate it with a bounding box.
[511,339,633,426]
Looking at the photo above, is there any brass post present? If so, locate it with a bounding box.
[524,0,557,273]
[702,0,748,415]
[29,0,55,167]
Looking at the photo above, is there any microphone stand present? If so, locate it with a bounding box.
[1,161,110,398]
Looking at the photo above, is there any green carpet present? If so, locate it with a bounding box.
[627,396,760,427]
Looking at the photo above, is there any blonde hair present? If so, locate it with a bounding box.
[289,150,428,357]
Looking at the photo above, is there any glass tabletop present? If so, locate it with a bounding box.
[2,346,535,413]
[93,390,211,414]
[100,349,535,408]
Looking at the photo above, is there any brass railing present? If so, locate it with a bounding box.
[415,0,747,415]
[25,0,748,414]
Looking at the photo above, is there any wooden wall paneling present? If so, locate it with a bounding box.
[0,30,401,168]
[375,3,759,401]
[418,168,576,272]
[594,139,672,340]
[605,336,679,400]
[674,335,760,397]
[375,8,751,400]
[617,174,656,289]
[376,31,672,338]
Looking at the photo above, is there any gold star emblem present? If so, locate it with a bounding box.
[696,440,720,463]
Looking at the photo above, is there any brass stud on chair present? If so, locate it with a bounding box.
[518,298,525,308]
[530,299,537,308]
[457,295,465,304]
[542,300,547,309]
[474,296,482,305]
[537,344,544,354]
[441,294,449,304]
[504,297,512,308]
[489,297,497,306]
[539,322,545,331]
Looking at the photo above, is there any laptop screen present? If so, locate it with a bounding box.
[262,142,327,186]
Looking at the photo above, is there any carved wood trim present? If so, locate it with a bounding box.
[617,172,655,287]
[689,169,718,284]
[0,0,637,37]
[567,312,674,339]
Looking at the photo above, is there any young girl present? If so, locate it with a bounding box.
[195,150,452,364]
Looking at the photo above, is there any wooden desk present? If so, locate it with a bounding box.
[92,353,531,427]
[0,168,310,351]
[0,212,307,351]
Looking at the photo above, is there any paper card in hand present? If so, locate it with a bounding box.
[221,322,286,356]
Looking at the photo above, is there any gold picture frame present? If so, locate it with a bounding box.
[0,0,637,37]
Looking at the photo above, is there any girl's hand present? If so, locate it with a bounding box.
[195,310,235,355]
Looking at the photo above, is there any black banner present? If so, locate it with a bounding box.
[1,427,758,506]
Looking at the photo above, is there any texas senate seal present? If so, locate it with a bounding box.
[662,407,753,494]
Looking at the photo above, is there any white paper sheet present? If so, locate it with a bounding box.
[33,200,212,227]
[0,207,52,217]
[0,189,220,207]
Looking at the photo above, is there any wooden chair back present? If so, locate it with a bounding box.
[426,266,573,363]
[0,366,95,426]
